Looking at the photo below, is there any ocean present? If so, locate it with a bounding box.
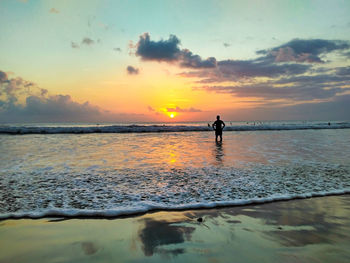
[1,121,350,219]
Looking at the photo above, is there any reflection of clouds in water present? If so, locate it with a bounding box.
[80,241,99,255]
[218,196,350,247]
[138,218,195,257]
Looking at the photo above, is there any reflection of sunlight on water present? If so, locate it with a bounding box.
[1,130,350,173]
[1,130,350,218]
[168,149,177,164]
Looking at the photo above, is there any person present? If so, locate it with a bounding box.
[212,115,225,141]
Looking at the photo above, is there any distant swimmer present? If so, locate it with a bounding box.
[212,115,226,141]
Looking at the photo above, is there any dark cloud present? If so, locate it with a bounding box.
[166,106,202,112]
[180,49,216,68]
[225,94,350,121]
[136,33,181,61]
[257,39,350,63]
[178,37,350,109]
[181,60,310,84]
[197,69,350,103]
[0,71,8,83]
[135,33,216,68]
[274,73,350,85]
[126,65,139,75]
[217,59,310,78]
[199,84,348,101]
[335,66,350,76]
[82,37,95,46]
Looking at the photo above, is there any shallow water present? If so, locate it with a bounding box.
[1,195,350,263]
[1,129,350,218]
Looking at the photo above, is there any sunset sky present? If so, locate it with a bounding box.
[1,0,350,122]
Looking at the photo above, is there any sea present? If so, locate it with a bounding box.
[1,120,350,219]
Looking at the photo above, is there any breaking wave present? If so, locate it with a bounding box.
[1,122,349,134]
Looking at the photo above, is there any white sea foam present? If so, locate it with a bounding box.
[0,121,349,134]
[1,162,350,220]
[1,190,349,220]
[1,128,349,220]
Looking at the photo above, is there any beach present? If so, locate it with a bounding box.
[1,194,349,263]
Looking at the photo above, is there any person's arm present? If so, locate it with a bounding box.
[212,122,216,130]
[222,121,225,129]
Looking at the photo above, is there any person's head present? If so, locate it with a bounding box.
[216,115,220,120]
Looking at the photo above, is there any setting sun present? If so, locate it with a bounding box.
[169,113,175,118]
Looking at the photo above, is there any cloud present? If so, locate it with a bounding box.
[126,65,139,75]
[196,67,350,104]
[199,84,349,102]
[147,106,155,112]
[224,94,350,121]
[335,66,350,76]
[71,42,79,49]
[177,37,350,108]
[132,34,350,118]
[82,37,95,46]
[180,49,216,68]
[0,71,149,123]
[257,39,350,63]
[71,38,99,49]
[135,33,216,68]
[0,71,8,83]
[223,43,231,48]
[0,72,101,122]
[49,8,59,14]
[135,33,181,61]
[113,47,122,52]
[217,59,310,78]
[165,106,202,112]
[180,60,310,84]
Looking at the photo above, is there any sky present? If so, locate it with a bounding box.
[0,0,350,123]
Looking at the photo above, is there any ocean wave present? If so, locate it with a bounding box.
[1,122,350,134]
[1,189,349,220]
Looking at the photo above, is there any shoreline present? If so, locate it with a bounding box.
[1,191,350,221]
[1,121,350,135]
[1,194,350,262]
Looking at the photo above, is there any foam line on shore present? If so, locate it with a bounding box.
[1,122,350,134]
[1,189,349,220]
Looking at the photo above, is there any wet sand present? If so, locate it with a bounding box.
[1,195,350,263]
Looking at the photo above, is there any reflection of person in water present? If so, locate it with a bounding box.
[215,140,224,163]
[212,115,225,141]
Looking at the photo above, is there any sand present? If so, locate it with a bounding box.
[0,195,350,263]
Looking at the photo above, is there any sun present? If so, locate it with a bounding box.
[169,113,175,118]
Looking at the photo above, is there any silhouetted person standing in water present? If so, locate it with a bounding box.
[212,115,225,141]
